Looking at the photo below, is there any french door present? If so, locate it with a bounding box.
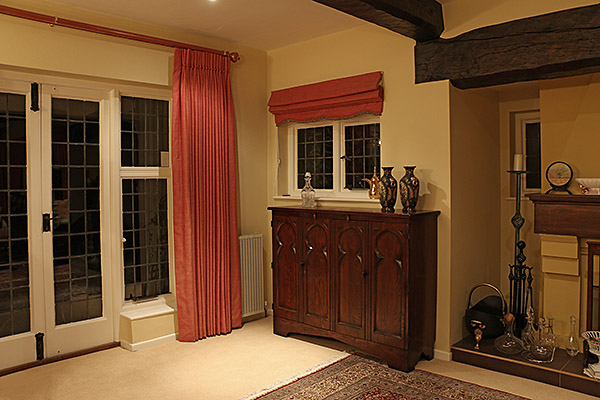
[0,79,114,370]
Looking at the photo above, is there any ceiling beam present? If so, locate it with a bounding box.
[415,4,600,89]
[313,0,444,42]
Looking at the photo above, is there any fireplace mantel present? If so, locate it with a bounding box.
[527,193,600,238]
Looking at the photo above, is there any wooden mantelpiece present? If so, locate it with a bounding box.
[527,194,600,238]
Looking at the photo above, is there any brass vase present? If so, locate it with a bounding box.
[378,167,397,213]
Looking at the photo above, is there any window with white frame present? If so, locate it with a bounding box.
[514,111,541,191]
[120,96,171,301]
[288,115,380,198]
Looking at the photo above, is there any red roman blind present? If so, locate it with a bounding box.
[268,71,384,125]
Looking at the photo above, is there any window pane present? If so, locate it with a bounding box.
[121,96,169,167]
[122,178,169,300]
[525,122,541,189]
[51,97,103,325]
[0,92,30,338]
[296,125,333,189]
[343,123,380,189]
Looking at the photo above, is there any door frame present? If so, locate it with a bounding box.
[40,84,114,357]
[0,68,174,369]
[0,79,45,370]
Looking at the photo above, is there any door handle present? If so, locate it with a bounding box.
[42,213,53,232]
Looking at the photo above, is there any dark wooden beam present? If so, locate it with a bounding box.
[313,0,444,42]
[415,4,600,89]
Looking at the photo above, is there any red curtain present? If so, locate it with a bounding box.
[171,48,242,341]
[268,71,383,125]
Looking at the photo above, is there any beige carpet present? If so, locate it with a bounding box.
[0,317,593,400]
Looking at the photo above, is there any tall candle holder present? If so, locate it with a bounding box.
[507,169,533,336]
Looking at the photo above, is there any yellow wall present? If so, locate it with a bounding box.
[449,86,501,342]
[2,0,269,335]
[267,24,453,352]
[540,74,600,188]
[442,0,600,38]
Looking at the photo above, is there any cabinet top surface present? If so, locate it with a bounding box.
[268,205,440,217]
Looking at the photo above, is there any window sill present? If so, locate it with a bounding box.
[273,195,379,204]
[120,298,174,321]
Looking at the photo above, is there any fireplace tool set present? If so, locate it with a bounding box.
[465,167,570,363]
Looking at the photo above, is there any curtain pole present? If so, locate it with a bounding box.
[0,4,240,63]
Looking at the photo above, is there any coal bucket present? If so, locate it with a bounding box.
[465,283,507,339]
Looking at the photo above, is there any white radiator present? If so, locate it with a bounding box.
[239,234,264,318]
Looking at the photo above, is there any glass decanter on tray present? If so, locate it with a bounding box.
[520,307,536,352]
[522,317,556,363]
[495,313,523,355]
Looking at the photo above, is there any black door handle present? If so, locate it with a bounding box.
[42,213,53,232]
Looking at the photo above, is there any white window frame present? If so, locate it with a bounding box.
[114,91,174,303]
[514,111,541,193]
[0,68,174,349]
[287,114,380,200]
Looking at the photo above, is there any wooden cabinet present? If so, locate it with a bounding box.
[269,206,439,371]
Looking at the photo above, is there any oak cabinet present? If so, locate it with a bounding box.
[269,206,439,371]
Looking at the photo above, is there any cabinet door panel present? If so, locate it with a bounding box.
[370,222,407,348]
[301,219,330,329]
[333,220,367,338]
[272,215,299,321]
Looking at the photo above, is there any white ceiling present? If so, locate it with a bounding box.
[47,0,368,51]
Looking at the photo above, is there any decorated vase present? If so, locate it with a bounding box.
[378,167,397,213]
[399,166,420,212]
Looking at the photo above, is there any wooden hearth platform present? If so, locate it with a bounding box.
[451,337,600,397]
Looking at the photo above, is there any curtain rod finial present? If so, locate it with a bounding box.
[227,52,240,63]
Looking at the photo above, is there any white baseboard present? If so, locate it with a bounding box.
[120,333,176,352]
[434,349,452,361]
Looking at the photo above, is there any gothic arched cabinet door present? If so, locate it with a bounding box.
[272,215,300,321]
[300,216,331,329]
[333,219,367,338]
[369,222,408,349]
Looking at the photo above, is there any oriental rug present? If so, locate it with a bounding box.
[241,354,529,400]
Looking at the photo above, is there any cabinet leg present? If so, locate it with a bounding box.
[387,357,412,372]
[273,317,292,337]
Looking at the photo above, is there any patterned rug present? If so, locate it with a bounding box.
[243,354,529,400]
